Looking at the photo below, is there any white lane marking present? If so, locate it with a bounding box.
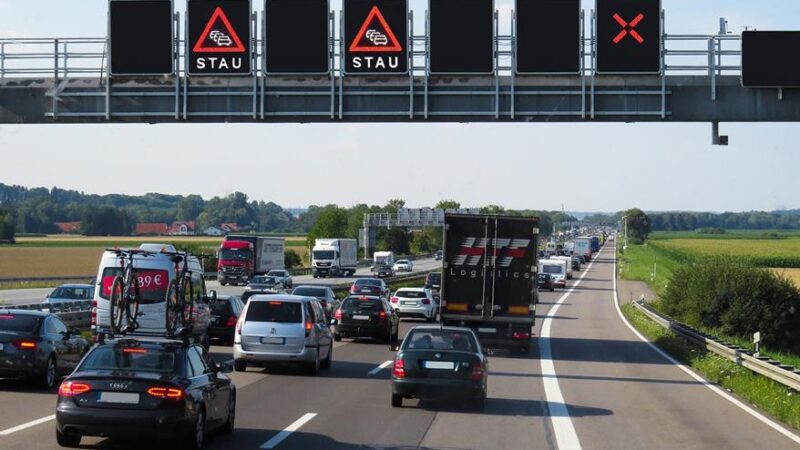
[259,413,318,449]
[539,250,602,450]
[0,414,55,436]
[368,360,393,376]
[611,252,800,445]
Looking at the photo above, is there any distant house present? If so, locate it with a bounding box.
[204,226,224,236]
[220,223,240,233]
[168,221,196,236]
[54,222,81,234]
[135,223,168,236]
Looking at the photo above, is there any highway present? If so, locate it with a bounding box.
[0,246,798,449]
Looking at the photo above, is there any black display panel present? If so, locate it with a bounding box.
[344,0,408,74]
[596,0,661,74]
[742,31,800,88]
[429,0,494,74]
[265,0,330,74]
[188,0,252,75]
[516,0,580,74]
[110,0,174,75]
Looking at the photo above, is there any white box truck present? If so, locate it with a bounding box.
[312,239,358,278]
[538,259,567,288]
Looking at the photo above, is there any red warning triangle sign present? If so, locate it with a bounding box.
[349,6,402,52]
[193,7,246,53]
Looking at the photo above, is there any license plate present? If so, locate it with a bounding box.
[361,288,371,292]
[352,314,370,321]
[260,337,285,345]
[401,301,418,306]
[478,327,496,334]
[0,343,4,351]
[423,361,455,370]
[97,392,140,404]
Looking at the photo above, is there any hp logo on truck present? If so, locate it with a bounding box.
[452,238,530,268]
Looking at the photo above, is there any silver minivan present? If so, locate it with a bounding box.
[233,294,333,375]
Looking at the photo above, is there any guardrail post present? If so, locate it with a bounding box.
[0,42,5,79]
[53,39,60,120]
[64,42,69,78]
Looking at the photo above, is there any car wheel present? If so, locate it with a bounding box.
[391,393,403,407]
[333,333,341,342]
[39,356,56,390]
[184,407,205,450]
[321,344,332,369]
[221,393,236,436]
[220,281,227,286]
[56,427,81,447]
[307,348,320,375]
[234,359,247,372]
[470,394,486,411]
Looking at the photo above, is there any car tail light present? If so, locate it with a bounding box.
[469,362,485,381]
[12,339,37,350]
[225,315,238,327]
[305,319,313,337]
[236,319,242,336]
[392,359,405,378]
[422,298,431,305]
[59,381,91,397]
[147,387,185,401]
[350,285,357,293]
[378,310,387,321]
[334,309,342,321]
[390,297,399,303]
[512,331,530,340]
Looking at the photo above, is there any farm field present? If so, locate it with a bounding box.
[772,268,800,289]
[649,235,800,268]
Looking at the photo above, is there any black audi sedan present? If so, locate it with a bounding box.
[55,337,235,448]
[0,310,88,389]
[391,326,488,410]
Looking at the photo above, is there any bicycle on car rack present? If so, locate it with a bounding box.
[163,250,196,336]
[106,248,157,334]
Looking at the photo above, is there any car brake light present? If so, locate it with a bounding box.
[305,320,313,336]
[59,381,92,397]
[512,331,530,339]
[390,297,398,303]
[422,298,431,305]
[378,311,387,321]
[392,359,405,378]
[350,286,357,293]
[122,348,147,354]
[469,362,485,381]
[225,315,238,327]
[334,309,342,321]
[12,339,37,350]
[147,387,185,401]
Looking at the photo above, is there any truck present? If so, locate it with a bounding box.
[538,259,567,288]
[590,236,601,253]
[440,214,539,354]
[372,251,395,270]
[312,238,358,278]
[574,237,592,261]
[217,235,285,286]
[552,255,574,279]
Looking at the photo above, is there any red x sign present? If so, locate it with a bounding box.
[612,13,645,44]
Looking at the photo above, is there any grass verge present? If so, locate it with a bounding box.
[621,302,800,430]
[617,243,680,296]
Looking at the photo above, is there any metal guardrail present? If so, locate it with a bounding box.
[0,300,92,329]
[0,276,94,283]
[631,299,800,392]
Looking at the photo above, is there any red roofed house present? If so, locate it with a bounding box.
[168,221,196,236]
[220,223,240,233]
[135,223,168,236]
[54,222,81,234]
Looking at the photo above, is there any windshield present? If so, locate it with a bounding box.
[542,265,563,274]
[220,248,251,261]
[80,346,177,374]
[402,329,478,352]
[246,301,302,323]
[50,286,93,300]
[293,287,326,297]
[0,314,41,332]
[313,250,335,260]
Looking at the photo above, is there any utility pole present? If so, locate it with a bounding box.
[622,215,629,249]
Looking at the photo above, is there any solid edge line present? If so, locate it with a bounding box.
[0,414,56,436]
[259,412,318,449]
[611,251,800,445]
[539,251,604,450]
[368,360,394,376]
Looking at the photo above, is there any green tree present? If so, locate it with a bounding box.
[624,208,652,242]
[480,204,505,215]
[284,250,302,268]
[384,199,406,213]
[377,227,411,254]
[306,207,349,246]
[435,200,461,210]
[0,209,15,242]
[80,206,131,236]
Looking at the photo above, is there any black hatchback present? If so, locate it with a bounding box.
[333,296,399,347]
[208,296,244,345]
[55,338,236,449]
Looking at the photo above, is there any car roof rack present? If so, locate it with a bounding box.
[97,326,194,346]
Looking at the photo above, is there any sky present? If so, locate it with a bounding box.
[1,0,800,213]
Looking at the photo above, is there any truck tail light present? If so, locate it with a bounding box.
[59,381,91,397]
[147,386,185,401]
[225,315,238,327]
[390,297,399,303]
[469,362,485,381]
[392,359,405,378]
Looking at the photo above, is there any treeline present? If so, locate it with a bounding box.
[582,210,800,232]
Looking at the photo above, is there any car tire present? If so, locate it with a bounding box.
[550,287,555,292]
[221,393,236,436]
[321,344,332,369]
[39,355,57,390]
[333,333,342,342]
[220,281,227,286]
[234,359,247,372]
[307,348,320,376]
[56,428,81,448]
[391,394,403,408]
[184,407,205,450]
[470,394,486,411]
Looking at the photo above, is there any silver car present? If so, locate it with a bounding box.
[390,288,437,322]
[267,269,293,289]
[44,284,94,305]
[233,294,333,375]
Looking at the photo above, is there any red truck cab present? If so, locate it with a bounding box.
[217,240,254,286]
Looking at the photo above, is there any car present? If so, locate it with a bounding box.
[233,294,333,375]
[45,284,95,305]
[349,278,390,301]
[577,255,587,264]
[391,326,487,410]
[434,250,443,261]
[208,295,244,345]
[55,336,236,448]
[245,275,283,292]
[393,259,413,272]
[0,310,89,389]
[390,288,437,322]
[424,272,442,291]
[332,295,399,347]
[537,273,555,292]
[571,256,582,271]
[267,269,293,289]
[291,285,339,319]
[374,264,395,278]
[241,289,279,304]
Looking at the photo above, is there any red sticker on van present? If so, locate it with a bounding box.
[102,270,169,296]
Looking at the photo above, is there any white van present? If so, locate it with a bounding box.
[538,259,567,288]
[552,256,574,279]
[92,244,211,346]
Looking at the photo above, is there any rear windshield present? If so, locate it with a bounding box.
[80,346,177,374]
[267,270,287,277]
[427,273,441,283]
[50,286,94,300]
[402,329,477,352]
[100,267,169,304]
[246,301,302,323]
[0,314,42,332]
[292,287,326,297]
[542,265,562,274]
[209,300,233,315]
[342,298,382,310]
[395,290,426,299]
[355,279,381,287]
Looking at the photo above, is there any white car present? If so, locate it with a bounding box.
[389,288,436,322]
[393,259,413,272]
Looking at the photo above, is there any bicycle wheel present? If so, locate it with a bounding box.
[181,276,194,329]
[123,266,140,329]
[109,275,126,334]
[165,279,181,336]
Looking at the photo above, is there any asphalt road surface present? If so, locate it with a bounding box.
[0,247,798,449]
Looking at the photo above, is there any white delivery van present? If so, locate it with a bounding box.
[552,256,574,279]
[538,259,567,288]
[92,244,211,345]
